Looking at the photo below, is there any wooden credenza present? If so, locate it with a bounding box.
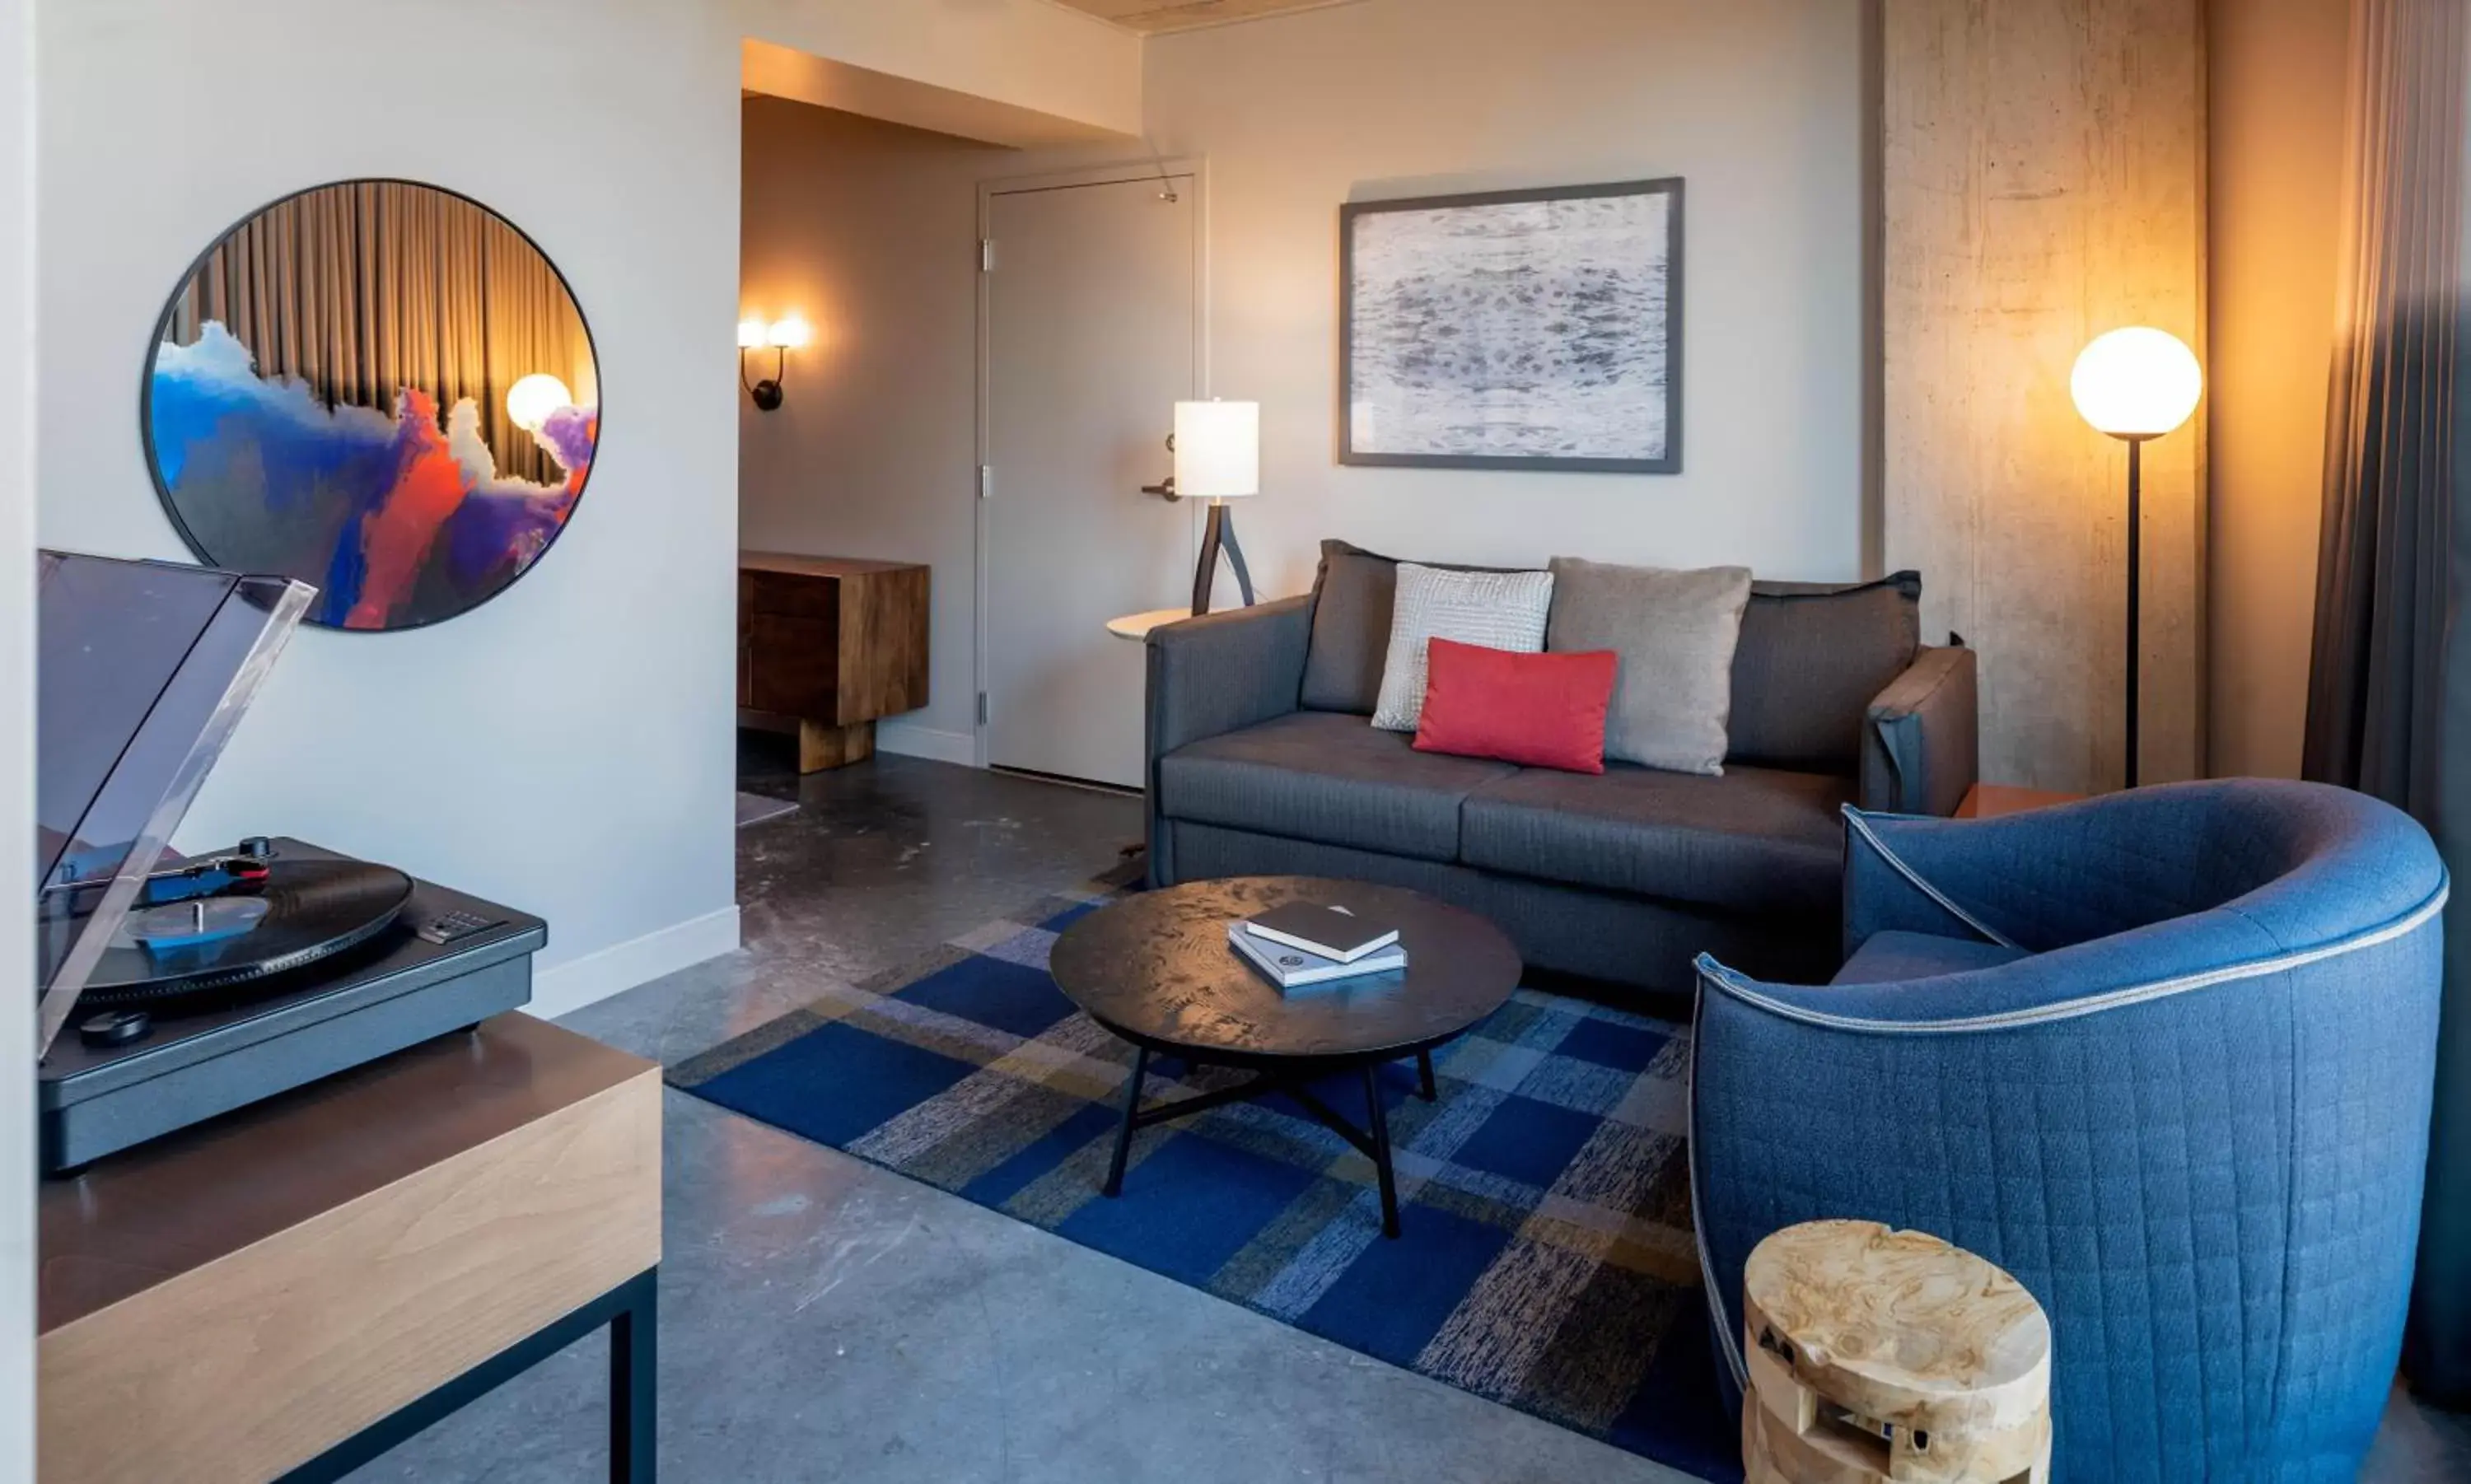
[738,552,931,772]
[39,1015,662,1482]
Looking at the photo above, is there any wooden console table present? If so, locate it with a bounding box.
[39,1014,662,1482]
[739,552,930,772]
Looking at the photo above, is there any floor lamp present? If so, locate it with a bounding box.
[2070,327,2203,789]
[1171,400,1259,614]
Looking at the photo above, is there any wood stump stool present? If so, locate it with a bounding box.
[1741,1220,2051,1484]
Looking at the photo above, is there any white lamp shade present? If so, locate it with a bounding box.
[505,373,574,433]
[767,314,812,350]
[736,317,768,349]
[2070,327,2202,439]
[1174,400,1259,499]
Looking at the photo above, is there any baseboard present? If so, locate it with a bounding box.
[876,721,978,768]
[525,904,742,1021]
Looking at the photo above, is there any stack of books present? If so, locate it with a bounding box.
[1226,902,1406,991]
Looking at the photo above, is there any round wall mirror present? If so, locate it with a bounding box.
[143,179,600,632]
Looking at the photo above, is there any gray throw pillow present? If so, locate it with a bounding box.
[1371,564,1556,732]
[1302,540,1524,715]
[1545,558,1753,775]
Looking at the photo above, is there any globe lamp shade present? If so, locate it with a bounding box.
[505,373,574,434]
[2071,328,2202,440]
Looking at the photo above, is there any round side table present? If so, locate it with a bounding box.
[1104,607,1194,641]
[1741,1220,2051,1484]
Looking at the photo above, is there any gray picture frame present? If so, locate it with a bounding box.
[1339,176,1684,474]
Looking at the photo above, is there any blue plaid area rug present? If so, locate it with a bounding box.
[668,874,1740,1482]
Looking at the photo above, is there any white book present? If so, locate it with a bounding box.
[1226,922,1407,991]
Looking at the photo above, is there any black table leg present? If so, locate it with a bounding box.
[610,1276,656,1482]
[1415,1050,1436,1102]
[1103,1044,1149,1197]
[1363,1066,1401,1239]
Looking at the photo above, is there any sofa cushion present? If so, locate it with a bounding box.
[1371,563,1556,732]
[1301,540,1529,715]
[1157,710,1516,862]
[1832,929,2030,986]
[1546,557,1753,775]
[1726,572,1922,772]
[1461,763,1853,914]
[1415,638,1615,774]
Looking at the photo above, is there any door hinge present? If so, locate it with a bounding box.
[979,465,992,500]
[980,238,994,272]
[977,692,990,726]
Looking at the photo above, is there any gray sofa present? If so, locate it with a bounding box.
[1142,547,1978,992]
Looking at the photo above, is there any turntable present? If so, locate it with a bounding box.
[35,553,545,1174]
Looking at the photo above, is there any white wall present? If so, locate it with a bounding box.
[1136,0,1866,592]
[740,99,1008,753]
[35,0,748,1013]
[1,0,35,1471]
[736,0,1869,744]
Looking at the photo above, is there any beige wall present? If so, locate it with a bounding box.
[1136,0,1867,594]
[741,0,1142,142]
[1883,0,2210,795]
[739,0,1871,761]
[739,98,1007,750]
[2207,0,2351,779]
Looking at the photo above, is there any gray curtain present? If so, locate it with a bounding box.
[166,181,596,487]
[2303,0,2471,1406]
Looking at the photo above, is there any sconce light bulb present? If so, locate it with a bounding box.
[767,315,812,350]
[736,317,769,350]
[506,373,574,434]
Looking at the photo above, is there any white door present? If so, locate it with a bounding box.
[983,172,1197,788]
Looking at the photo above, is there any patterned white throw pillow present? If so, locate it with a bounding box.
[1371,563,1556,732]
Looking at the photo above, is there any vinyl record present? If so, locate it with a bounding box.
[82,859,413,1001]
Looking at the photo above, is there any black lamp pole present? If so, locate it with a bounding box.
[2122,434,2146,790]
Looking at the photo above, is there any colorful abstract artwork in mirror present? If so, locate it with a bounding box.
[144,180,599,632]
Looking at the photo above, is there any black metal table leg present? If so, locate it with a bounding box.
[610,1276,656,1482]
[1363,1066,1401,1239]
[1415,1050,1436,1102]
[1103,1044,1149,1197]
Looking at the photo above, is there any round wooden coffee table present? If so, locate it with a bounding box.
[1049,875,1521,1238]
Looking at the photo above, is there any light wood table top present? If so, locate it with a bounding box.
[40,1014,661,1482]
[1105,606,1197,641]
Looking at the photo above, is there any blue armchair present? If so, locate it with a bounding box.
[1691,779,2448,1482]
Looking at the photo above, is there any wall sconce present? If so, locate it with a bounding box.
[737,314,811,412]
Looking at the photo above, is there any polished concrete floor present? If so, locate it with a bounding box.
[350,748,2471,1483]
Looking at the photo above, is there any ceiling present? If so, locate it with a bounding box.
[1055,0,1362,35]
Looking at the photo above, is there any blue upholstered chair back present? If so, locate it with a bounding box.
[1692,779,2448,1483]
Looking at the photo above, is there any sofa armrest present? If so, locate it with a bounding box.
[1858,643,1978,816]
[1144,595,1311,881]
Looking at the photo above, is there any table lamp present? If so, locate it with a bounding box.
[1175,399,1259,614]
[2070,326,2202,788]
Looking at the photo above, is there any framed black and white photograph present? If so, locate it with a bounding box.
[1340,177,1682,474]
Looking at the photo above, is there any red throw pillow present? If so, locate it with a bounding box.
[1413,637,1616,774]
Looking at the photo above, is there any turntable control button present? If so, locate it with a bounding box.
[417,910,503,945]
[79,1010,152,1049]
